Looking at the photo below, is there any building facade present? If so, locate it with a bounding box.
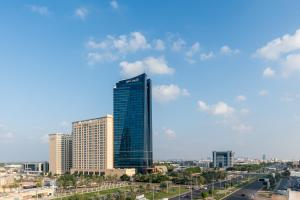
[23,162,49,174]
[113,73,153,172]
[213,151,234,169]
[49,133,72,175]
[71,115,113,174]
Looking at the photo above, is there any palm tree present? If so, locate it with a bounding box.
[97,176,104,186]
[138,185,145,194]
[128,186,136,199]
[145,183,151,191]
[2,184,7,193]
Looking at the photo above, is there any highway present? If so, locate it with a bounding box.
[170,176,243,200]
[222,180,263,200]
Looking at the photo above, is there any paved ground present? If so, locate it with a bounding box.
[223,180,263,200]
[276,177,289,191]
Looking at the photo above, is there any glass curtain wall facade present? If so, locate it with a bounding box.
[113,73,152,172]
[213,151,234,169]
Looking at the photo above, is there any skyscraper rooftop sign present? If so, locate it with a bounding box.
[126,78,139,83]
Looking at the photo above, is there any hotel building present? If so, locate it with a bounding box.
[71,115,113,174]
[113,73,153,172]
[49,133,72,175]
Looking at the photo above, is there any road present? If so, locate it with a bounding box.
[222,180,263,200]
[170,176,243,200]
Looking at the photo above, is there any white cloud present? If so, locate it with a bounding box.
[40,134,49,144]
[280,93,300,103]
[185,42,200,63]
[197,100,234,116]
[200,51,214,61]
[112,32,150,53]
[263,67,276,78]
[186,42,200,57]
[255,29,300,60]
[120,56,174,77]
[28,5,50,16]
[153,84,189,103]
[87,52,118,65]
[86,32,150,56]
[198,100,252,133]
[198,101,209,111]
[280,95,295,103]
[282,53,300,76]
[0,125,14,142]
[153,39,165,51]
[172,38,186,51]
[220,45,240,55]
[255,29,300,77]
[236,95,247,102]
[86,40,108,49]
[163,128,176,139]
[259,90,269,96]
[61,121,69,128]
[232,124,253,132]
[75,7,88,20]
[0,132,14,140]
[213,102,235,115]
[110,0,119,9]
[240,108,250,115]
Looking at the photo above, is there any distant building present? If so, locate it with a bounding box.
[212,151,234,169]
[105,168,136,177]
[113,73,153,172]
[49,133,72,175]
[71,115,114,175]
[198,161,210,169]
[23,161,49,174]
[0,175,14,187]
[153,165,168,174]
[290,171,300,177]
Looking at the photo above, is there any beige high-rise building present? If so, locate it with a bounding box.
[49,133,72,175]
[71,115,113,174]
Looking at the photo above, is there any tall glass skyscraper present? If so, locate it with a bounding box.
[113,73,152,172]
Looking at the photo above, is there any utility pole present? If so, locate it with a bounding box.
[190,185,192,200]
[167,182,169,194]
[150,174,154,200]
[179,185,181,200]
[152,185,154,200]
[212,174,215,198]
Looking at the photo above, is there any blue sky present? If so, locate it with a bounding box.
[1,0,300,162]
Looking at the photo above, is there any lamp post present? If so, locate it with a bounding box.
[178,185,181,200]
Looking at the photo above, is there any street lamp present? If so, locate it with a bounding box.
[178,185,181,200]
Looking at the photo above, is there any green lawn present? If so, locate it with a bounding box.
[55,187,128,200]
[54,185,189,200]
[144,187,189,200]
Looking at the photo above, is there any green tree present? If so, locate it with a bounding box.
[208,189,214,195]
[159,182,167,191]
[201,191,208,199]
[120,174,130,181]
[185,167,201,174]
[198,176,206,185]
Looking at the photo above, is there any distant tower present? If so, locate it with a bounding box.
[262,154,266,162]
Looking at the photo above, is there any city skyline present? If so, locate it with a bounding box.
[1,0,300,162]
